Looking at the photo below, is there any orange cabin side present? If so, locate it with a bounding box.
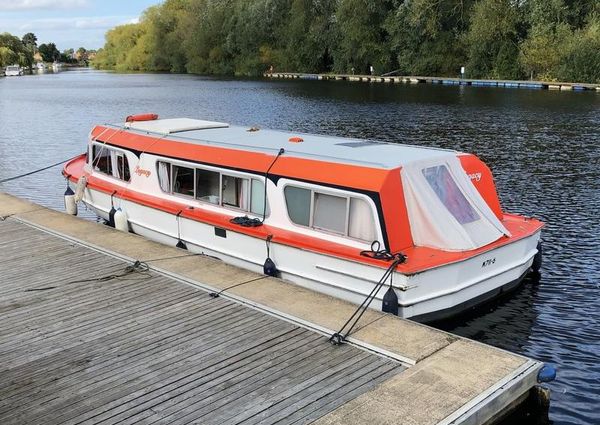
[459,153,503,220]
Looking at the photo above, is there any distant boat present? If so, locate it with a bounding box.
[5,65,23,76]
[36,62,46,71]
[52,62,62,72]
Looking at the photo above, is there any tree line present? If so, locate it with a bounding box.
[93,0,600,83]
[0,32,94,69]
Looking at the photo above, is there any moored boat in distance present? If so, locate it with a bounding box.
[4,65,23,76]
[63,114,543,321]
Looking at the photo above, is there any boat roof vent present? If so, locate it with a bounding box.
[124,118,229,135]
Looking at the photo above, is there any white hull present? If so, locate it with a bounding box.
[81,186,540,321]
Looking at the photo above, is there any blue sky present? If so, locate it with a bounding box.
[0,0,160,50]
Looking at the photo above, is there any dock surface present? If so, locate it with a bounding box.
[0,192,542,424]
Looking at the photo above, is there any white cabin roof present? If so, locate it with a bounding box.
[109,118,458,169]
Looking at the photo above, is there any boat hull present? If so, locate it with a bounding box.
[81,186,541,322]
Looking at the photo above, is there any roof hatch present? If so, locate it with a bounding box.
[124,118,229,135]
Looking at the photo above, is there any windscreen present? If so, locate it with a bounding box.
[401,154,510,251]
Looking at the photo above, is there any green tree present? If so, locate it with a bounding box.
[144,0,188,72]
[279,0,336,73]
[465,0,524,79]
[93,23,150,71]
[38,42,60,62]
[22,32,37,49]
[333,0,395,75]
[386,0,473,76]
[89,0,600,82]
[0,32,32,67]
[0,46,17,67]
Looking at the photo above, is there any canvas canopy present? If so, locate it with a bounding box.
[401,154,510,251]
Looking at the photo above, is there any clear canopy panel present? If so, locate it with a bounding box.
[401,154,510,251]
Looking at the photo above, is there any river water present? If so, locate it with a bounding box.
[1,69,598,424]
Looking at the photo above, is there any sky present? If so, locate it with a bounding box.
[0,0,160,51]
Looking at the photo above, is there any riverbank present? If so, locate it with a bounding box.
[265,72,600,92]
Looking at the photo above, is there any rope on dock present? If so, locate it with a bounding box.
[209,276,268,298]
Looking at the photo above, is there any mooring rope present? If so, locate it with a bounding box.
[0,156,79,184]
[209,276,268,298]
[329,253,405,345]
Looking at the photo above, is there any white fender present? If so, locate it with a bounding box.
[64,186,77,216]
[114,208,129,232]
[74,176,87,203]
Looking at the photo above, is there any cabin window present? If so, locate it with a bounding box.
[196,169,220,204]
[93,145,112,175]
[250,179,269,215]
[222,174,249,210]
[172,165,195,197]
[157,161,171,192]
[285,186,311,226]
[422,165,478,224]
[92,144,131,182]
[348,198,376,241]
[313,193,346,234]
[115,152,130,181]
[284,185,376,241]
[157,160,270,215]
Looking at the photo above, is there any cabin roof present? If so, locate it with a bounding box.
[107,118,457,169]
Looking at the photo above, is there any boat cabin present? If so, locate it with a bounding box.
[81,117,509,255]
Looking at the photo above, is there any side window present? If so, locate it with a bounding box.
[116,152,130,182]
[222,174,249,210]
[285,184,377,242]
[157,161,171,192]
[93,145,112,175]
[348,198,376,241]
[155,162,270,216]
[284,186,311,226]
[313,192,346,234]
[196,168,220,204]
[172,165,195,197]
[250,179,269,215]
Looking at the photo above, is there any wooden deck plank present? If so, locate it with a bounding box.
[152,348,368,424]
[66,329,318,425]
[0,219,404,425]
[0,305,268,418]
[0,297,238,405]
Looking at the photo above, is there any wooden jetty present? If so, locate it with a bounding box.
[265,72,600,92]
[0,192,545,424]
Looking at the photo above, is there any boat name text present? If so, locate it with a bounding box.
[468,172,482,182]
[134,166,151,178]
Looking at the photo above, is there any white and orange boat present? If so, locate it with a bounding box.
[63,114,543,322]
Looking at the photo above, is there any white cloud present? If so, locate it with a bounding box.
[0,0,89,10]
[1,15,139,32]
